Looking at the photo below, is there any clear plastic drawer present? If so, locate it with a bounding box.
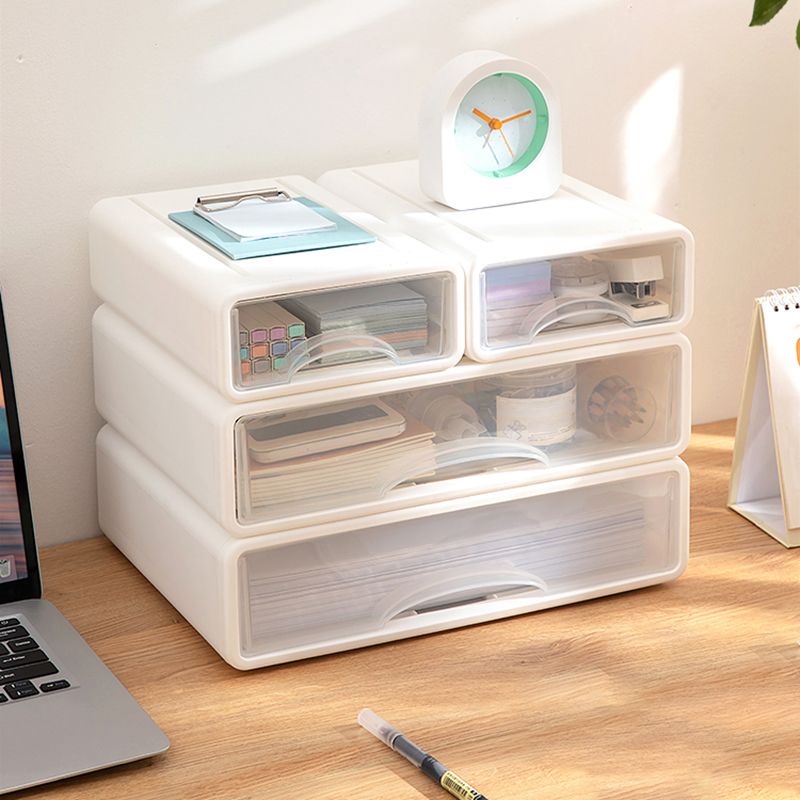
[232,273,455,391]
[240,464,687,656]
[479,239,686,356]
[235,337,689,526]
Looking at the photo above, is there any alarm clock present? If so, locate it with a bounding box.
[419,50,562,210]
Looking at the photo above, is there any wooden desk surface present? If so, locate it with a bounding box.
[27,420,800,800]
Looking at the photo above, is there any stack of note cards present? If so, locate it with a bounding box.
[281,284,429,363]
[484,261,553,341]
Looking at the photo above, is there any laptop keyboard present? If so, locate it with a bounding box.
[0,617,70,703]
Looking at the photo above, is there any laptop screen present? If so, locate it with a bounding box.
[0,383,28,583]
[0,294,41,603]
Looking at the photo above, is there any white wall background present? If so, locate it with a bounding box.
[1,0,798,546]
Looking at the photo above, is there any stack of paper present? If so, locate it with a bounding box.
[195,197,336,242]
[281,284,428,363]
[246,414,436,515]
[246,499,647,646]
[484,262,552,342]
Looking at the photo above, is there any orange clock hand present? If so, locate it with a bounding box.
[500,109,532,124]
[472,107,494,124]
[499,128,514,158]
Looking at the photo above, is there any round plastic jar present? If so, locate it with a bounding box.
[551,258,610,326]
[489,364,577,446]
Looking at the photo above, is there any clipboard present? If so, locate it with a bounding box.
[168,194,376,260]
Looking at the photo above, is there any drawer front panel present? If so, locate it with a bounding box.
[240,466,686,656]
[232,272,459,393]
[475,238,687,360]
[236,339,688,527]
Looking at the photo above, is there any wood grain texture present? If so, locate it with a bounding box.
[23,420,800,800]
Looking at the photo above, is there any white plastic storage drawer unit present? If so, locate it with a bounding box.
[319,161,694,362]
[97,425,689,670]
[89,176,464,401]
[93,303,691,536]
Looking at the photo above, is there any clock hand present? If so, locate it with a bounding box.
[473,106,512,160]
[472,107,494,124]
[500,109,532,124]
[499,128,514,158]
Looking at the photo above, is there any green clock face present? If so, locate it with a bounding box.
[453,73,550,178]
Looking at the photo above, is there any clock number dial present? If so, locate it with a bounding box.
[454,73,550,178]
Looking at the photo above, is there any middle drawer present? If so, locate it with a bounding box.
[93,304,690,537]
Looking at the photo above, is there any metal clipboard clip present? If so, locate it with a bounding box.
[194,187,292,213]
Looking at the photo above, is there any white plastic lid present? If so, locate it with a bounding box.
[551,258,609,292]
[488,363,577,391]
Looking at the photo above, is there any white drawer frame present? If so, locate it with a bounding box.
[93,303,691,538]
[89,175,465,401]
[319,161,694,362]
[97,425,690,671]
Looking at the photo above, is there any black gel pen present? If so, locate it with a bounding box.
[357,708,489,800]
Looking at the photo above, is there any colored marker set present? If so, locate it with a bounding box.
[237,301,307,379]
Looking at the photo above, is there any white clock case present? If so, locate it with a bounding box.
[419,50,562,210]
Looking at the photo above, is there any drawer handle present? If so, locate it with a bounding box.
[378,437,550,495]
[274,332,402,380]
[519,296,638,339]
[377,567,548,626]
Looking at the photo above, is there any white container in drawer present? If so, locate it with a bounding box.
[89,176,464,401]
[93,303,691,537]
[319,160,694,362]
[97,425,689,669]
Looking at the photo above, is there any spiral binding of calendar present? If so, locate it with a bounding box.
[761,286,800,312]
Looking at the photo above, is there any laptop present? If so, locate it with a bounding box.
[0,294,169,794]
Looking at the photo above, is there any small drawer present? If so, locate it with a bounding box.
[96,424,688,669]
[476,238,688,360]
[90,176,464,401]
[93,304,690,537]
[318,162,694,362]
[232,272,455,391]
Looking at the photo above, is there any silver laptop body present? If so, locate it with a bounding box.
[0,293,168,794]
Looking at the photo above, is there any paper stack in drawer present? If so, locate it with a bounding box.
[246,413,436,514]
[281,284,429,362]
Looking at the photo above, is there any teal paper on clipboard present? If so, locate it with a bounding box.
[168,197,376,260]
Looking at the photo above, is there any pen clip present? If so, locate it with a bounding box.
[195,188,292,213]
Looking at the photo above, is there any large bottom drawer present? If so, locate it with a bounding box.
[97,425,689,670]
